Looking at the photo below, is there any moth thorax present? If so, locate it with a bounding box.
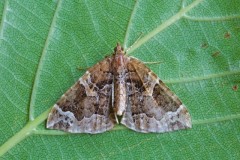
[114,54,124,66]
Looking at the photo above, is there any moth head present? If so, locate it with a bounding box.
[114,43,124,55]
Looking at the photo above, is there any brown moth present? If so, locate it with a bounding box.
[47,43,192,134]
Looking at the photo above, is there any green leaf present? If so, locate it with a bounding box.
[1,0,240,159]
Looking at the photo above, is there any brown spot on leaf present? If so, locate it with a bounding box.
[224,32,230,39]
[201,42,208,48]
[232,85,238,91]
[212,51,220,57]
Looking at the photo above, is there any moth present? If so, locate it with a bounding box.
[47,43,192,134]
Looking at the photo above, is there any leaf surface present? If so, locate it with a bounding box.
[0,0,240,159]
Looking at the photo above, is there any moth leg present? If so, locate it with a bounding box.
[142,61,163,65]
[77,66,90,71]
[114,112,119,124]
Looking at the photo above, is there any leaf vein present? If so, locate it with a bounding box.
[123,0,138,49]
[184,14,240,21]
[165,70,240,84]
[0,0,8,38]
[29,0,61,121]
